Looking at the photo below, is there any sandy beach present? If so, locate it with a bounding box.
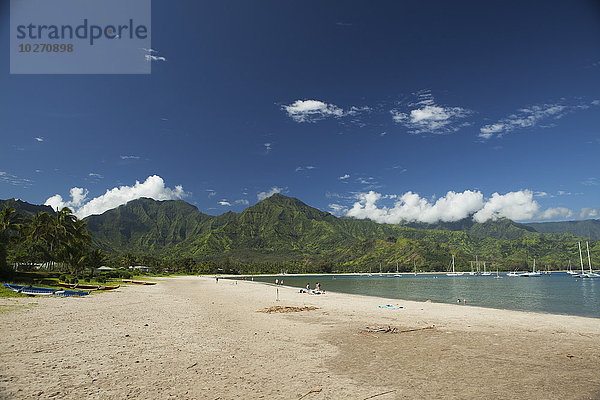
[0,276,599,399]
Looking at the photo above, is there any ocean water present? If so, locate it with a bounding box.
[242,273,600,318]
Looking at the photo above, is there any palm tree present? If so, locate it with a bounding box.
[86,249,106,277]
[0,206,23,278]
[0,206,23,237]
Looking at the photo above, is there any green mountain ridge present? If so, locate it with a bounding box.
[0,198,55,218]
[3,195,598,272]
[524,220,600,240]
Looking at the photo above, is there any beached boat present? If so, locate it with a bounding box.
[98,285,120,290]
[446,255,464,276]
[58,282,100,290]
[3,283,90,297]
[122,280,157,285]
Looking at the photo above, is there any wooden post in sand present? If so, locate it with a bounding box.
[276,286,280,301]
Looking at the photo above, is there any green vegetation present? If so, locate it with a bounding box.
[1,195,598,276]
[525,220,600,240]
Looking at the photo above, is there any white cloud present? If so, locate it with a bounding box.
[580,208,600,219]
[479,99,600,140]
[390,90,472,134]
[234,199,249,206]
[44,175,186,218]
[339,174,350,180]
[581,177,599,186]
[0,171,33,187]
[257,186,283,201]
[346,190,485,224]
[472,191,539,222]
[88,173,103,179]
[264,143,272,154]
[143,48,167,62]
[536,207,574,220]
[35,137,44,142]
[329,203,347,215]
[120,155,140,160]
[344,189,575,223]
[218,201,231,206]
[282,100,369,123]
[282,100,344,122]
[296,165,316,172]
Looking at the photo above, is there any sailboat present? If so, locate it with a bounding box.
[578,241,600,278]
[573,241,586,278]
[413,260,418,276]
[566,260,576,275]
[469,261,476,276]
[481,261,492,276]
[393,261,402,277]
[494,268,502,279]
[519,258,541,277]
[378,262,384,276]
[446,255,464,276]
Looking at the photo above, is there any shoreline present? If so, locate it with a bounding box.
[226,273,600,320]
[1,276,599,399]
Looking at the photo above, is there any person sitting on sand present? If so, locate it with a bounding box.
[316,282,321,291]
[306,283,310,291]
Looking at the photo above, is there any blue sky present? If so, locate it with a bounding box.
[1,0,600,223]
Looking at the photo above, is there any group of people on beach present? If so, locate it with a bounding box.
[300,282,324,294]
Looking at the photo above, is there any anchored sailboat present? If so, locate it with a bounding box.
[481,261,492,276]
[446,255,464,276]
[394,261,402,277]
[519,258,541,277]
[577,241,600,278]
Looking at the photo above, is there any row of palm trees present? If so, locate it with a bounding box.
[0,206,104,276]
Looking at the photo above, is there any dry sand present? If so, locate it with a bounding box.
[0,276,599,399]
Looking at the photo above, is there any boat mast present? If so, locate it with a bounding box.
[587,241,593,273]
[579,242,585,273]
[452,254,455,273]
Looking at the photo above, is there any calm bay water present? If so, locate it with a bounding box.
[242,273,600,318]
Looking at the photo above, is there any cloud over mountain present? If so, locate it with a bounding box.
[45,175,186,218]
[345,189,577,223]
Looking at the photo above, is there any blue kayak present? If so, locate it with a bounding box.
[3,283,90,297]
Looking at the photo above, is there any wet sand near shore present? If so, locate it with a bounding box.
[0,276,598,399]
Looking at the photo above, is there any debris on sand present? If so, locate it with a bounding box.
[359,325,435,335]
[259,306,319,314]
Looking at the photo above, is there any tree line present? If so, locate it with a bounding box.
[0,206,107,279]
